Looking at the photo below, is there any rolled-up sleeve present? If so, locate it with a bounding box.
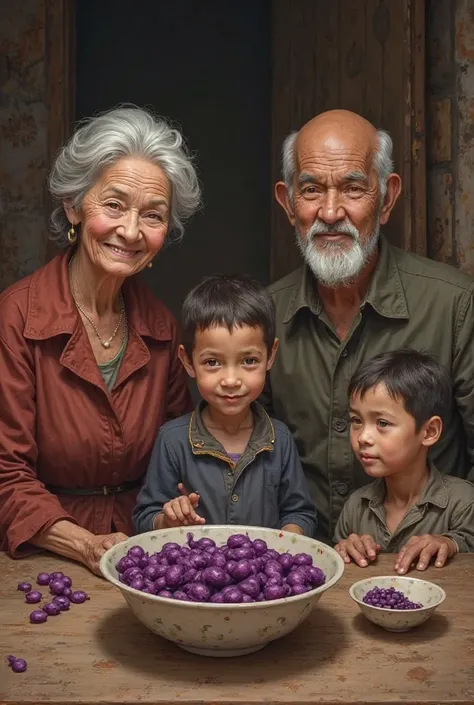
[278,429,317,536]
[0,321,75,556]
[333,495,358,544]
[442,483,474,552]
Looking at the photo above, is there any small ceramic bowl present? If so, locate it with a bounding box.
[100,525,344,657]
[349,575,446,632]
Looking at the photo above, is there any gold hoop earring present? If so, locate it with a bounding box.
[67,226,77,245]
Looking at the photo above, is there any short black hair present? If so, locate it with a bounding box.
[348,349,452,430]
[181,274,276,355]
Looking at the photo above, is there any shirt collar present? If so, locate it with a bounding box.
[283,234,409,324]
[188,400,275,457]
[360,462,449,510]
[23,248,172,342]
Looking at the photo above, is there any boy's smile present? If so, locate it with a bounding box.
[179,324,278,422]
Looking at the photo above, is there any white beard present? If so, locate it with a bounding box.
[296,217,380,288]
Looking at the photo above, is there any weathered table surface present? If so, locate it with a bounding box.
[1,552,473,705]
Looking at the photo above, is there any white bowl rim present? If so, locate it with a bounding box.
[349,574,446,613]
[100,524,345,610]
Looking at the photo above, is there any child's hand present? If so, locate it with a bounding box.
[394,534,458,574]
[335,533,381,567]
[162,485,206,528]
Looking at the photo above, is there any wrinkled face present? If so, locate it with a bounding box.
[349,384,430,479]
[179,325,277,419]
[66,156,171,277]
[292,135,381,286]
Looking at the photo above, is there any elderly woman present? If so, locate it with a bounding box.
[0,106,200,574]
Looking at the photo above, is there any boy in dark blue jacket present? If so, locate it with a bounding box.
[133,274,316,536]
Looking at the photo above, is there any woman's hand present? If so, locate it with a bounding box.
[30,520,128,576]
[81,532,129,575]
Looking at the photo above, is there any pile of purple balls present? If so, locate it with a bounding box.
[116,532,326,604]
[362,586,423,610]
[8,570,91,673]
[17,571,90,625]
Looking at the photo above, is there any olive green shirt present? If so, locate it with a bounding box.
[333,464,474,553]
[262,235,474,543]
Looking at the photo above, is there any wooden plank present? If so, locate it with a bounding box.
[409,0,427,256]
[44,0,76,261]
[378,0,408,250]
[339,0,367,116]
[314,0,341,113]
[1,552,473,704]
[364,0,385,128]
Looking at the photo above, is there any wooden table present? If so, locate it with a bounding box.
[1,552,473,705]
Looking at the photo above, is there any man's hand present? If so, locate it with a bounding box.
[81,532,129,575]
[335,533,381,567]
[394,534,458,574]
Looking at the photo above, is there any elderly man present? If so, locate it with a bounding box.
[263,109,474,545]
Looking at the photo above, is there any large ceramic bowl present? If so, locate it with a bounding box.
[100,525,344,657]
[349,575,446,632]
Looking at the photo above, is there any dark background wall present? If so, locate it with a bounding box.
[3,1,474,295]
[75,0,271,317]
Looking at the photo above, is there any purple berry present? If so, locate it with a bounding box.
[29,609,48,623]
[52,595,70,610]
[6,655,27,673]
[70,590,89,604]
[49,579,66,595]
[25,590,42,604]
[36,572,51,586]
[17,582,32,592]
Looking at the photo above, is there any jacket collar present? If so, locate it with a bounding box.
[188,400,275,460]
[23,249,173,392]
[359,462,449,510]
[283,234,410,324]
[24,249,172,342]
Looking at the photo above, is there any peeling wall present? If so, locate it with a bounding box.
[427,0,474,273]
[0,1,47,292]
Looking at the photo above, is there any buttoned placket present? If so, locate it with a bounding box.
[369,501,428,548]
[325,310,363,539]
[191,442,274,522]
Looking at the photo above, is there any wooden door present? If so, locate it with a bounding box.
[270,0,426,281]
[44,0,426,282]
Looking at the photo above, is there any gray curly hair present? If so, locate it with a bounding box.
[48,106,201,247]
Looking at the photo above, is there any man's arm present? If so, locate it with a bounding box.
[452,286,474,482]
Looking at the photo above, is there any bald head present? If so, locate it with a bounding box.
[298,110,378,159]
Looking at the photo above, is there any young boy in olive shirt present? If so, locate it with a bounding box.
[334,350,474,574]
